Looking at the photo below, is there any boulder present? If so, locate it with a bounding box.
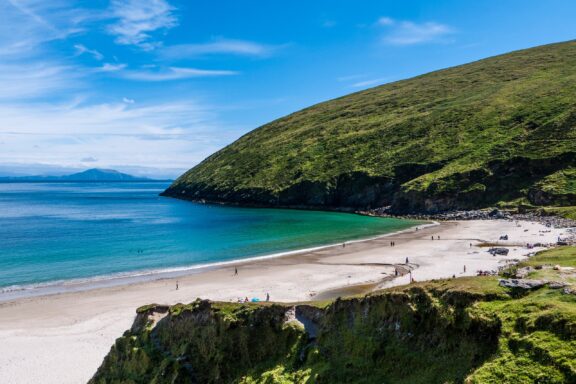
[489,247,510,256]
[548,281,570,289]
[499,279,547,290]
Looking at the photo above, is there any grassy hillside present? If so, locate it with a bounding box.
[90,247,576,384]
[163,40,576,213]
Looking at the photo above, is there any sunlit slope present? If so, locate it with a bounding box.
[164,40,576,212]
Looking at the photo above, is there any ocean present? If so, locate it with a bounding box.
[0,181,418,296]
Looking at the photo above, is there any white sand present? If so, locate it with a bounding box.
[0,219,570,384]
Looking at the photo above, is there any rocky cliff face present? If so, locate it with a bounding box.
[90,284,504,383]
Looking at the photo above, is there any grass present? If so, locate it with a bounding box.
[519,246,576,268]
[164,40,576,213]
[541,206,576,220]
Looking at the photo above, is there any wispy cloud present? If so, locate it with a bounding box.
[107,0,177,50]
[1,0,87,57]
[120,66,238,81]
[351,77,390,88]
[0,99,238,170]
[74,44,103,60]
[378,17,454,45]
[0,62,81,99]
[98,63,128,72]
[377,17,395,26]
[338,74,391,89]
[160,38,279,59]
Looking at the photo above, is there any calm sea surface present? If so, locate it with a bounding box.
[0,182,418,291]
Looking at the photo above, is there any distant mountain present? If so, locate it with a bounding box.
[61,169,149,181]
[0,168,155,182]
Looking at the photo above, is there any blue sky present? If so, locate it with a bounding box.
[1,0,575,178]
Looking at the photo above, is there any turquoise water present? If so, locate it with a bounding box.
[0,182,418,291]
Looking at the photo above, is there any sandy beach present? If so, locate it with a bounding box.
[0,219,572,384]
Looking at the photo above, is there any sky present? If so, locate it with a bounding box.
[0,0,575,179]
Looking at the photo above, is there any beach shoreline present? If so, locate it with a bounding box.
[0,220,432,303]
[0,219,573,384]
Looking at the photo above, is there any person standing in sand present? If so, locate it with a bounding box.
[176,281,179,290]
[235,267,238,276]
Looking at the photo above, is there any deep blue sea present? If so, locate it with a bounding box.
[0,182,418,293]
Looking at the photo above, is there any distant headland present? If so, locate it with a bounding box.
[0,168,169,182]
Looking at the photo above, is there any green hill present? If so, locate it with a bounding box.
[163,41,576,213]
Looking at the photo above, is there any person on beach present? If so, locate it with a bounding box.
[395,268,398,276]
[343,242,346,248]
[266,292,270,302]
[176,281,179,290]
[437,235,440,240]
[244,297,249,303]
[405,257,409,264]
[463,265,466,273]
[431,236,434,240]
[235,267,238,276]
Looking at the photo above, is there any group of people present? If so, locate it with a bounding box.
[476,270,496,276]
[236,292,271,303]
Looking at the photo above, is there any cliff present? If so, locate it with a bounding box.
[90,247,576,384]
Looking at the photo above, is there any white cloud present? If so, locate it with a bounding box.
[98,63,127,72]
[0,0,89,58]
[120,66,238,81]
[160,39,278,59]
[123,97,135,104]
[377,17,395,26]
[379,19,453,45]
[107,0,177,50]
[351,77,389,88]
[74,44,103,60]
[0,62,81,99]
[0,99,240,171]
[337,74,366,82]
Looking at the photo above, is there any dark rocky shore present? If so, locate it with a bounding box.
[364,207,576,229]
